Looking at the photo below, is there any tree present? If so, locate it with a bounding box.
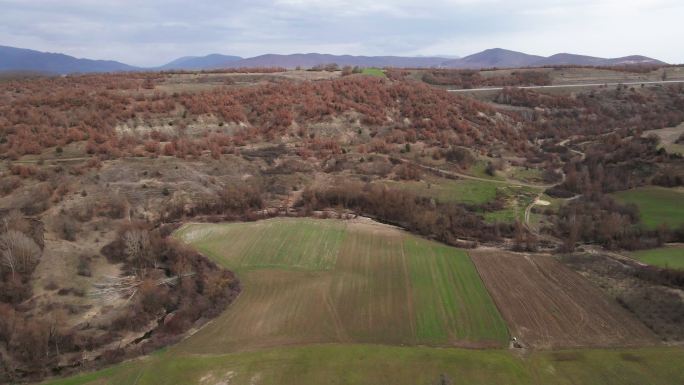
[123,228,154,275]
[0,230,41,278]
[485,162,495,176]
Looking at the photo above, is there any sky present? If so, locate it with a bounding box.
[0,0,682,67]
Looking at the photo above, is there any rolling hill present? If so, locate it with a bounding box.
[442,48,667,69]
[158,54,243,70]
[533,53,667,66]
[442,48,544,69]
[0,45,139,74]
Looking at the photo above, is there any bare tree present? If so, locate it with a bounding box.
[3,210,30,234]
[123,229,155,275]
[0,230,41,278]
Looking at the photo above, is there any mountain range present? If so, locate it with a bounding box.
[442,48,666,69]
[0,45,668,75]
[0,45,138,74]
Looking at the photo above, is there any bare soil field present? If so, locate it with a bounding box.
[470,250,657,349]
[560,253,684,342]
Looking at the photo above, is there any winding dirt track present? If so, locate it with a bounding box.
[470,249,657,349]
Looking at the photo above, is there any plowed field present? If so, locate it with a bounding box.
[469,250,657,349]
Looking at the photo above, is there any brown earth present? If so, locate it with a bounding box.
[560,252,684,343]
[469,249,658,349]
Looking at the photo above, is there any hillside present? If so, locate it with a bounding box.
[0,66,683,385]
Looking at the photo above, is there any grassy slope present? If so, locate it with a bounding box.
[383,178,499,205]
[384,177,538,223]
[613,186,684,230]
[43,345,684,385]
[175,219,508,351]
[361,68,386,77]
[177,219,347,271]
[630,245,684,270]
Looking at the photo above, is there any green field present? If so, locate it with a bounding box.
[177,219,347,271]
[361,68,386,77]
[383,178,499,205]
[383,177,538,222]
[41,218,684,385]
[175,218,508,351]
[613,186,684,229]
[630,246,684,270]
[43,344,684,385]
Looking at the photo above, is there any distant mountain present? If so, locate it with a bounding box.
[532,53,667,67]
[225,53,451,69]
[0,45,669,74]
[442,48,544,69]
[0,45,139,74]
[158,54,243,70]
[532,53,607,67]
[601,55,667,66]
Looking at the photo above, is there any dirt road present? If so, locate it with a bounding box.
[447,79,684,93]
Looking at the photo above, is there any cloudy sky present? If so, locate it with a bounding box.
[0,0,682,66]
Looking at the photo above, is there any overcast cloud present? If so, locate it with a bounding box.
[0,0,681,66]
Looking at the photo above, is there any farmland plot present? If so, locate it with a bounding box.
[175,218,508,353]
[44,345,684,385]
[470,250,657,349]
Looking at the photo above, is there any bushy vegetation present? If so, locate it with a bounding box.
[298,182,518,247]
[0,214,240,383]
[0,74,520,161]
[421,69,551,88]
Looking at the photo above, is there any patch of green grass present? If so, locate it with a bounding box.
[613,186,684,230]
[176,218,347,272]
[42,345,684,385]
[528,194,563,230]
[509,166,544,183]
[384,178,539,223]
[384,178,499,205]
[630,246,684,270]
[361,68,386,77]
[405,238,508,344]
[483,186,538,224]
[468,160,506,181]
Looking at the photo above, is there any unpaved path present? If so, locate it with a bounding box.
[448,79,684,93]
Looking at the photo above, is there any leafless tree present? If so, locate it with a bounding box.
[123,229,155,275]
[0,230,41,278]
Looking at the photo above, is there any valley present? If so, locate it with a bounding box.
[0,64,682,384]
